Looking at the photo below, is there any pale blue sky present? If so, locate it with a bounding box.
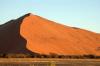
[0,0,100,33]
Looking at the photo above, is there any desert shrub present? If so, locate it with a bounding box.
[83,54,96,59]
[5,53,32,58]
[49,53,59,58]
[0,53,5,58]
[41,54,50,58]
[95,56,100,59]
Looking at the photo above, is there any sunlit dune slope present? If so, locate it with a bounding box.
[20,13,100,55]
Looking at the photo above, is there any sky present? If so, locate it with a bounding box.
[0,0,100,33]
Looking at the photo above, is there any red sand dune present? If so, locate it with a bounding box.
[0,13,100,55]
[20,13,100,55]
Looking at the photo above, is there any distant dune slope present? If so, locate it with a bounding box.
[0,13,100,55]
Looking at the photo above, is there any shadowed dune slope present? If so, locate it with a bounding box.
[0,13,38,55]
[0,13,100,55]
[20,13,100,55]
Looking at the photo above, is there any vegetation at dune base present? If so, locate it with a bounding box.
[0,53,100,59]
